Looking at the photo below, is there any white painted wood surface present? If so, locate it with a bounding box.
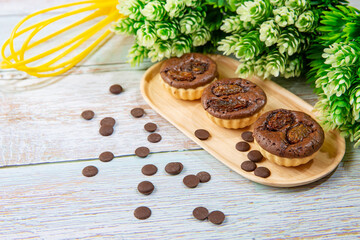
[1,0,360,239]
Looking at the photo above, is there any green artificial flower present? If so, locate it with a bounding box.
[234,31,265,60]
[270,0,285,7]
[349,85,360,121]
[155,22,178,40]
[322,42,360,67]
[179,9,205,34]
[236,59,256,78]
[117,0,145,21]
[141,1,167,21]
[192,27,211,46]
[172,36,192,57]
[283,56,303,78]
[148,40,172,62]
[113,18,142,35]
[221,15,245,33]
[264,50,287,78]
[164,0,186,18]
[217,33,244,55]
[295,10,316,32]
[285,0,308,11]
[128,42,149,66]
[236,0,273,25]
[277,26,304,56]
[136,22,158,47]
[259,19,280,46]
[183,0,200,7]
[273,6,297,27]
[254,55,267,77]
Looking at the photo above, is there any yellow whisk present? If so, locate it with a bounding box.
[0,0,124,78]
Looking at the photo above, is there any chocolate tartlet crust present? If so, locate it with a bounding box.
[253,109,325,158]
[201,78,267,119]
[160,53,218,89]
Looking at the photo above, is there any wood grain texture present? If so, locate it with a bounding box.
[141,55,345,187]
[0,150,359,240]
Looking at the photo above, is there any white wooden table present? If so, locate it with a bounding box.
[1,1,360,239]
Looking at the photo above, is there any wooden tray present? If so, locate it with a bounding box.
[140,54,346,187]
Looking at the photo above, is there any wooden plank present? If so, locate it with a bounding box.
[0,150,359,239]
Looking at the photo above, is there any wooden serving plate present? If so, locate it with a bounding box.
[140,54,346,187]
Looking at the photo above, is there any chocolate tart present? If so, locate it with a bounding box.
[201,78,267,129]
[253,109,325,167]
[160,53,218,100]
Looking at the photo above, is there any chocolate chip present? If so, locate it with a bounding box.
[236,141,250,152]
[82,166,98,177]
[183,174,200,188]
[81,110,94,120]
[144,122,157,132]
[247,150,263,162]
[148,133,162,143]
[135,147,150,158]
[196,171,211,183]
[193,207,209,220]
[195,129,210,140]
[99,151,114,162]
[100,117,115,127]
[131,108,145,118]
[241,161,257,172]
[241,131,254,142]
[208,211,225,225]
[137,181,155,195]
[165,162,183,175]
[109,84,123,94]
[142,164,158,176]
[254,167,271,178]
[134,206,151,220]
[99,125,113,136]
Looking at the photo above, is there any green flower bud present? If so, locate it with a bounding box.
[172,36,192,57]
[285,0,308,11]
[283,56,303,78]
[141,1,166,21]
[234,31,265,60]
[155,22,178,40]
[217,33,244,55]
[323,42,360,68]
[264,50,287,78]
[180,10,205,34]
[137,22,158,47]
[148,40,172,62]
[295,10,315,32]
[117,0,144,21]
[273,6,296,27]
[259,20,280,47]
[277,26,304,56]
[128,42,149,66]
[164,0,186,18]
[192,27,211,47]
[236,0,272,25]
[236,59,256,78]
[270,0,285,7]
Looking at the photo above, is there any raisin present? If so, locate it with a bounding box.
[266,111,294,131]
[286,123,312,144]
[212,84,245,96]
[168,70,195,81]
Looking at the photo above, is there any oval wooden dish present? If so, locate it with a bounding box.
[140,54,346,187]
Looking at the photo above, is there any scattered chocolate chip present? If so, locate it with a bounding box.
[144,122,157,132]
[131,108,145,118]
[99,125,114,136]
[208,211,225,225]
[241,161,257,172]
[247,150,263,162]
[254,167,271,178]
[142,164,158,176]
[193,207,209,221]
[138,181,155,195]
[195,129,210,140]
[165,162,183,175]
[82,166,98,177]
[183,174,200,188]
[241,131,254,142]
[236,141,250,152]
[135,147,150,158]
[99,151,114,162]
[148,133,162,143]
[196,171,211,183]
[109,84,123,94]
[100,117,116,127]
[134,206,151,220]
[81,110,94,120]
